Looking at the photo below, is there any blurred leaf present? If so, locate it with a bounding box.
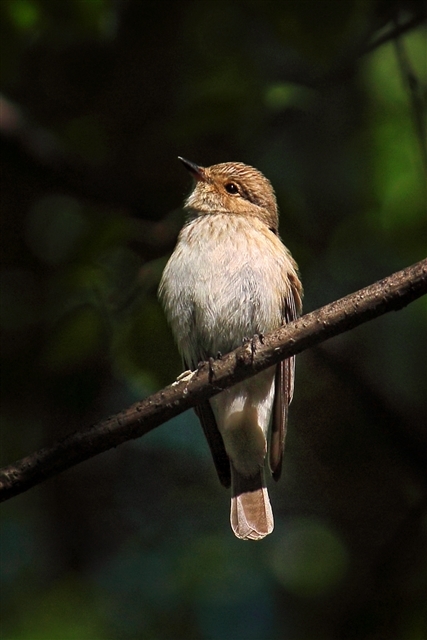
[268,518,349,597]
[3,575,107,640]
[6,0,40,30]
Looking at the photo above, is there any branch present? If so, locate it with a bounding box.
[364,13,427,55]
[1,259,426,503]
[274,12,427,89]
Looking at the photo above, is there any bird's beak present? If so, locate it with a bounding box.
[178,156,206,182]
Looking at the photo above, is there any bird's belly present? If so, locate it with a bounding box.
[210,367,276,476]
[160,216,287,367]
[190,255,283,360]
[159,217,289,477]
[168,247,280,474]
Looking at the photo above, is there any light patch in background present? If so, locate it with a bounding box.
[268,517,348,597]
[6,0,39,30]
[264,82,315,112]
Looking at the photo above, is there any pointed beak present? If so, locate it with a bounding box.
[178,156,206,182]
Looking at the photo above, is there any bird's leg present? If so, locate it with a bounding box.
[249,333,264,364]
[208,356,215,383]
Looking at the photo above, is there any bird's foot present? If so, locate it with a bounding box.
[172,369,196,385]
[242,334,264,363]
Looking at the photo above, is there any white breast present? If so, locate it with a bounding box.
[159,213,294,368]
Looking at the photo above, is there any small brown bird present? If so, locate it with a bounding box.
[158,158,302,540]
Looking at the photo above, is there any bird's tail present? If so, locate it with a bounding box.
[230,464,274,540]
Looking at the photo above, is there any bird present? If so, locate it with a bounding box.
[158,157,302,540]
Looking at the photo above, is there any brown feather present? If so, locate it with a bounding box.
[270,360,287,480]
[269,285,300,481]
[230,463,274,540]
[194,402,231,488]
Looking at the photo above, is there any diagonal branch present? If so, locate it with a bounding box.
[0,259,426,503]
[364,13,427,55]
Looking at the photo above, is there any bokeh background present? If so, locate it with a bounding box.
[1,1,426,639]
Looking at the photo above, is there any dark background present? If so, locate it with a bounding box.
[1,1,426,639]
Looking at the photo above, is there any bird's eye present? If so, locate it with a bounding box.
[225,182,239,195]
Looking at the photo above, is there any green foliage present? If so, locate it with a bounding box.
[3,575,108,640]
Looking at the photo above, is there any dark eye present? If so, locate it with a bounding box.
[225,182,239,194]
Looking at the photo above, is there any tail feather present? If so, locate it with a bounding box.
[230,464,274,540]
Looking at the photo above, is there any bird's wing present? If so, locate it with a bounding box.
[269,287,299,481]
[183,359,231,488]
[194,401,231,488]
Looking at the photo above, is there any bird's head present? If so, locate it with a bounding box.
[178,157,279,232]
